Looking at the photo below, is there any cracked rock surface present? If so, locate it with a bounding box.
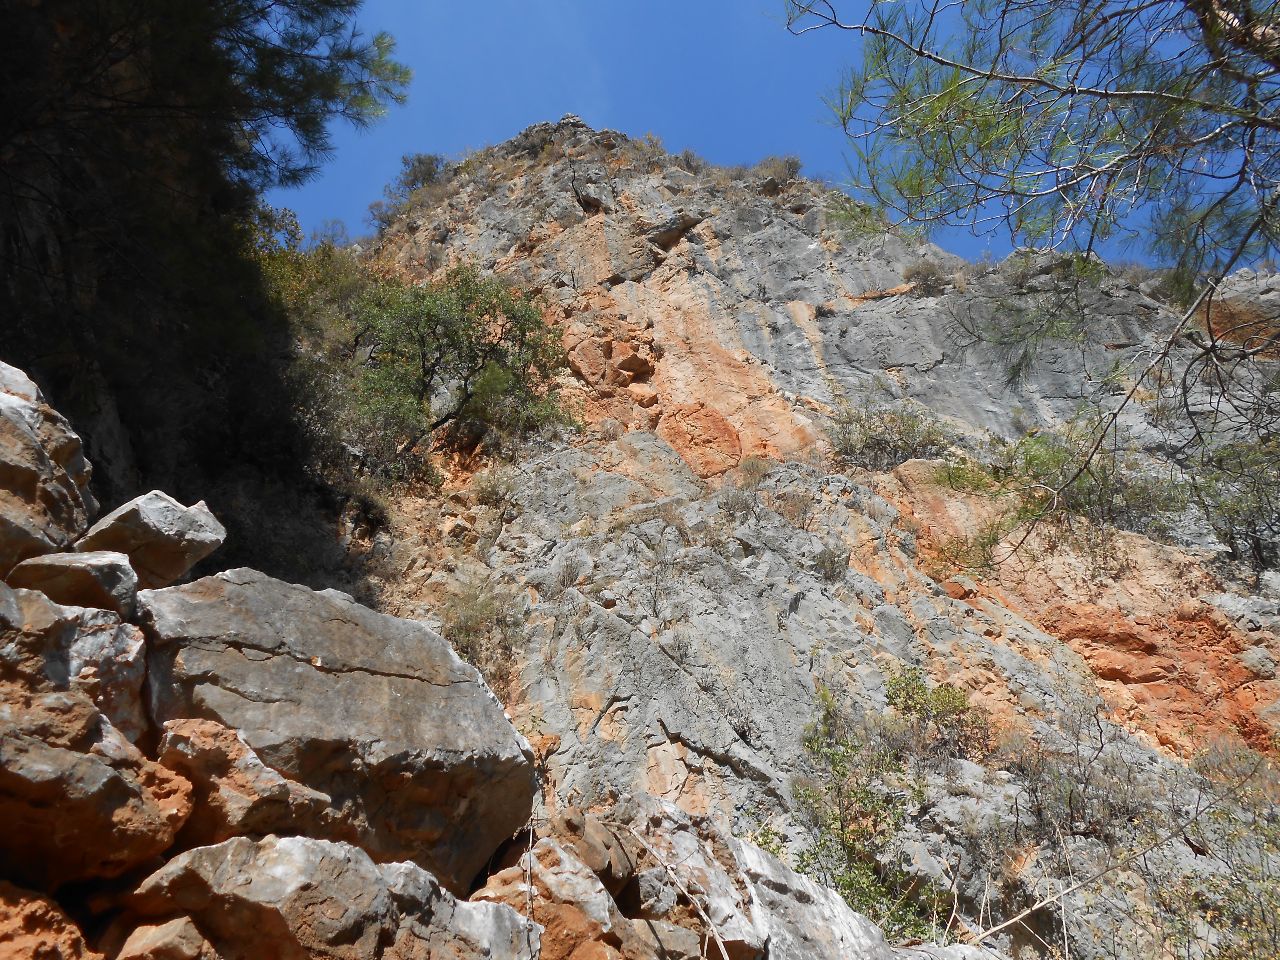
[138,567,537,893]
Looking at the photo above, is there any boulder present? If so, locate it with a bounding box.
[0,881,103,959]
[139,568,538,892]
[7,549,138,616]
[0,360,97,576]
[75,490,224,588]
[116,917,218,960]
[127,835,540,960]
[157,717,347,848]
[475,838,622,960]
[0,583,190,888]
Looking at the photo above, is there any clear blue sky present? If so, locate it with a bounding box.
[268,0,1003,260]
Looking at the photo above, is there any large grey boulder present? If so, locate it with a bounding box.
[7,549,138,617]
[0,361,97,576]
[126,835,540,960]
[75,490,224,588]
[138,568,538,892]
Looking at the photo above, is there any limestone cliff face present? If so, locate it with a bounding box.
[365,117,1280,959]
[373,115,1177,473]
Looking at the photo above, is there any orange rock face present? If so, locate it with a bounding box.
[0,882,103,960]
[882,460,1280,756]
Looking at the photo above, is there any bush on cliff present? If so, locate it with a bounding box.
[253,216,567,485]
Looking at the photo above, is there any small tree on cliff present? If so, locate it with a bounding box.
[356,266,566,463]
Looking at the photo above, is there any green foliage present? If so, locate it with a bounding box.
[356,265,566,448]
[787,0,1280,288]
[795,674,990,941]
[826,192,895,242]
[1189,439,1280,571]
[829,399,956,471]
[933,415,1186,572]
[902,259,949,296]
[254,213,567,485]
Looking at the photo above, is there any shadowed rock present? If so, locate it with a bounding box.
[76,490,224,588]
[0,361,97,576]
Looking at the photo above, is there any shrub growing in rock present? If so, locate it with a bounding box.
[829,401,955,471]
[813,545,849,583]
[903,259,948,296]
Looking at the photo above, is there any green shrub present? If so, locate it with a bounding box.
[794,688,947,942]
[353,265,566,463]
[1188,439,1280,570]
[902,259,948,296]
[829,400,955,471]
[985,418,1186,539]
[814,545,849,583]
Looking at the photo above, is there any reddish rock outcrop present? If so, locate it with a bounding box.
[0,882,103,960]
[0,583,190,889]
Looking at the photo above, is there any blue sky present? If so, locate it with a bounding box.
[268,0,1004,260]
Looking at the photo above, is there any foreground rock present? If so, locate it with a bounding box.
[157,717,347,848]
[0,360,97,576]
[139,568,537,892]
[125,835,540,960]
[0,583,190,889]
[76,490,225,588]
[0,881,103,959]
[7,549,138,616]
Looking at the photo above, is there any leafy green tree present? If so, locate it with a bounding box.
[355,265,566,455]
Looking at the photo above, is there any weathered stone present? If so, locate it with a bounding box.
[128,836,540,960]
[76,490,225,588]
[549,808,637,895]
[139,568,537,892]
[0,881,103,959]
[116,917,219,960]
[0,360,97,576]
[474,838,621,960]
[621,796,987,960]
[0,583,188,888]
[7,549,138,617]
[157,717,346,848]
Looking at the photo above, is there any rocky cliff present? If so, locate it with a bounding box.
[3,114,1278,960]
[355,117,1279,958]
[0,362,982,957]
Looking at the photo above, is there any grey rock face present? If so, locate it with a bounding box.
[76,490,225,588]
[619,795,984,960]
[0,360,97,576]
[127,835,540,960]
[7,549,138,617]
[138,568,537,892]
